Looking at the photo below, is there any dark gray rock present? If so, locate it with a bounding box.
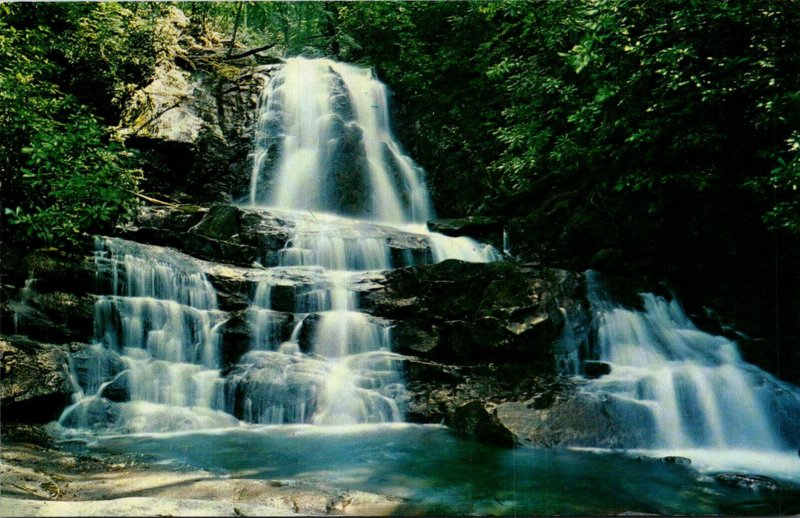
[494,392,658,448]
[583,361,612,378]
[715,473,780,491]
[99,371,131,403]
[1,336,75,423]
[662,456,691,465]
[401,358,582,447]
[119,46,266,205]
[68,343,126,396]
[364,260,586,367]
[447,400,516,447]
[428,216,503,248]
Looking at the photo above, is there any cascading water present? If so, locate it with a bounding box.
[233,58,497,424]
[581,272,800,474]
[235,56,498,426]
[249,57,432,223]
[59,238,237,433]
[59,57,498,433]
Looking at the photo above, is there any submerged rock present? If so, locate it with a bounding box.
[448,400,516,447]
[662,456,691,465]
[715,473,780,491]
[493,392,657,448]
[583,360,612,378]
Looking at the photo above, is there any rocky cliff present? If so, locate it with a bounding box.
[1,202,620,446]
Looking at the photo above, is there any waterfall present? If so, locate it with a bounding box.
[235,57,498,426]
[582,272,800,457]
[249,57,432,224]
[59,238,237,433]
[60,57,498,433]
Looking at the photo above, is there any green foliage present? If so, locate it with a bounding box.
[333,2,505,214]
[183,2,330,56]
[484,0,800,232]
[750,134,800,233]
[0,4,142,248]
[7,110,140,245]
[60,3,163,121]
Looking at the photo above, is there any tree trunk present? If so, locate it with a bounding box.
[227,2,245,58]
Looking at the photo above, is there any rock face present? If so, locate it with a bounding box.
[362,259,586,366]
[0,336,76,422]
[0,202,599,447]
[427,216,504,249]
[714,473,780,491]
[117,10,274,205]
[400,357,579,447]
[0,249,96,344]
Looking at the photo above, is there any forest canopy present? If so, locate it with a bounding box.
[1,1,798,292]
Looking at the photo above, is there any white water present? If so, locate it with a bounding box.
[582,272,800,477]
[236,57,498,426]
[59,238,234,433]
[250,57,432,224]
[59,57,498,434]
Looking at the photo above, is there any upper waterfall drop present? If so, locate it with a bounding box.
[250,57,433,224]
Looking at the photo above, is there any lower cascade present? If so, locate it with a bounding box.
[581,272,800,463]
[58,222,498,433]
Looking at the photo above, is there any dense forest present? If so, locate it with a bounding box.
[2,1,799,380]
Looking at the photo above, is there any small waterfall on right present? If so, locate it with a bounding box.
[583,272,800,471]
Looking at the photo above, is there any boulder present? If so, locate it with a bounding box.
[494,392,657,448]
[428,216,503,248]
[1,336,76,422]
[68,343,127,396]
[715,473,780,491]
[583,361,612,378]
[363,260,586,367]
[8,290,95,344]
[447,400,516,447]
[401,358,581,447]
[118,24,267,205]
[120,205,290,267]
[662,456,691,465]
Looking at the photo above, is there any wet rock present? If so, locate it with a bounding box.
[494,392,657,448]
[662,456,691,465]
[1,336,75,423]
[428,216,503,248]
[133,204,208,232]
[68,344,126,395]
[99,371,131,403]
[715,473,780,491]
[447,400,516,447]
[220,310,295,370]
[9,290,96,344]
[401,359,581,447]
[225,351,322,423]
[220,312,253,369]
[583,361,612,378]
[118,31,266,204]
[402,357,462,385]
[363,260,586,367]
[391,322,439,355]
[205,267,257,311]
[0,423,52,446]
[17,250,96,296]
[190,205,242,242]
[120,205,290,267]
